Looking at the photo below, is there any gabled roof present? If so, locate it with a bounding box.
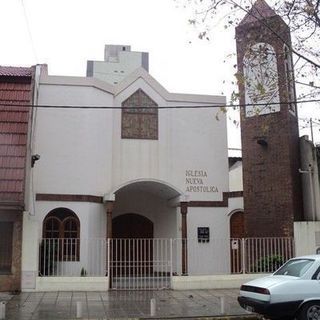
[40,66,226,105]
[114,67,225,104]
[239,0,277,26]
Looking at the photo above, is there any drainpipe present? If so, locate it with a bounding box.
[299,166,316,221]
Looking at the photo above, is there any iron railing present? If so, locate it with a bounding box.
[38,237,295,281]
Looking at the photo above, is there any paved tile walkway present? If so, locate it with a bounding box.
[1,289,253,320]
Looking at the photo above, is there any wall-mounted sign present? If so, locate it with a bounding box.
[185,170,218,193]
[197,227,210,243]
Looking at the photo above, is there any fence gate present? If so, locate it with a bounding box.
[109,238,172,290]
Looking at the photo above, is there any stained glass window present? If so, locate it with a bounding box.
[122,89,158,140]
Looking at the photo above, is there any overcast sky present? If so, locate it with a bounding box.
[1,0,319,151]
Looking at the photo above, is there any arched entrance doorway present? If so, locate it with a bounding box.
[112,214,154,281]
[113,213,153,239]
[107,179,185,289]
[230,210,245,273]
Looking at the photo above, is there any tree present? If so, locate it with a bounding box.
[179,0,320,101]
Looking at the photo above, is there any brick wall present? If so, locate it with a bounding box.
[236,15,303,237]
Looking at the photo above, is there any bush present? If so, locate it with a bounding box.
[252,255,284,273]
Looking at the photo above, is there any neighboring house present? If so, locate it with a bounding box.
[299,135,320,222]
[0,66,34,292]
[294,136,320,256]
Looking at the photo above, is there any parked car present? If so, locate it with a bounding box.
[238,255,320,320]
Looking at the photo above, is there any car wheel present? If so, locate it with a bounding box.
[298,302,320,320]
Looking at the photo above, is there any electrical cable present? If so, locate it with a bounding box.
[20,0,38,63]
[0,98,320,110]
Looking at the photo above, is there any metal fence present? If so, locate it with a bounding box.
[38,237,295,287]
[109,238,172,290]
[39,238,107,277]
[243,237,294,273]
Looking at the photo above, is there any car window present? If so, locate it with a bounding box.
[274,259,315,277]
[312,266,320,280]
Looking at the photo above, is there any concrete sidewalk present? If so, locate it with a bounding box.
[1,289,258,320]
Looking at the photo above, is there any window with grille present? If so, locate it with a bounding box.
[43,208,80,261]
[121,89,158,140]
[0,222,13,274]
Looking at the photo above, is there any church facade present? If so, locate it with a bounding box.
[18,46,244,291]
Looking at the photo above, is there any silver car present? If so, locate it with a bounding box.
[238,255,320,320]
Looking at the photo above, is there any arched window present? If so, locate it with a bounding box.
[121,89,158,140]
[230,210,245,239]
[43,208,80,261]
[243,42,280,117]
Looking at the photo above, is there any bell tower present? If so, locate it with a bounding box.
[236,0,303,237]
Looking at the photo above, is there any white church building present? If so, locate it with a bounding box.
[21,45,244,291]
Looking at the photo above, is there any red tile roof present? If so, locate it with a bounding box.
[0,68,33,205]
[0,66,33,77]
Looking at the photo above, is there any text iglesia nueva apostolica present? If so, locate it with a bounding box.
[185,170,218,193]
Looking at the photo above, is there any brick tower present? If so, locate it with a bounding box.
[236,0,303,237]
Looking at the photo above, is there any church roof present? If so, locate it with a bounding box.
[239,0,277,26]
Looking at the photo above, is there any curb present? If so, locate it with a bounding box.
[77,317,260,320]
[140,315,261,320]
[73,316,261,320]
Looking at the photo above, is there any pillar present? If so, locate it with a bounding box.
[106,201,114,239]
[180,202,188,275]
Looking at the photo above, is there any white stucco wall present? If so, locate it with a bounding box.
[35,84,114,195]
[34,75,227,203]
[227,197,244,215]
[187,207,230,275]
[294,221,320,256]
[21,201,107,290]
[21,67,233,288]
[114,78,228,202]
[229,161,243,192]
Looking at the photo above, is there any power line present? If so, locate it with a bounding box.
[20,0,38,63]
[0,98,320,110]
[296,81,320,90]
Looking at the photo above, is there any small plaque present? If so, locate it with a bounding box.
[197,227,210,243]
